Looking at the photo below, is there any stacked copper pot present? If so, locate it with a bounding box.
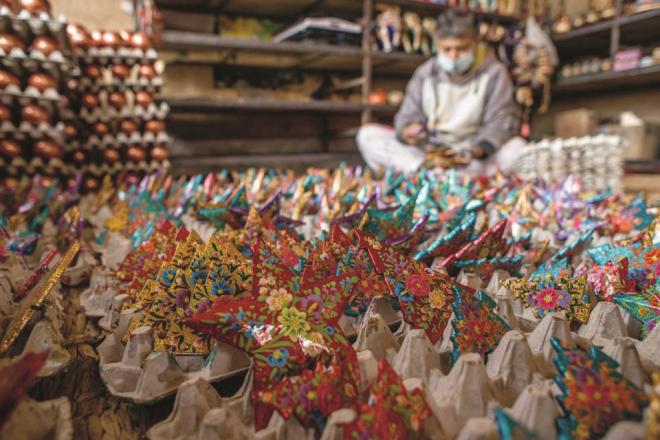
[0,0,75,188]
[65,24,171,191]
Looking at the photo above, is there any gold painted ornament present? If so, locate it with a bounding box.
[0,241,80,354]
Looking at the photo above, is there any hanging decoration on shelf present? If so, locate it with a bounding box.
[510,17,558,138]
[134,0,164,42]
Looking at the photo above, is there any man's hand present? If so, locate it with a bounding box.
[424,147,471,169]
[470,145,487,160]
[401,122,426,146]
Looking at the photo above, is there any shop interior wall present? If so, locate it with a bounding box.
[52,0,132,30]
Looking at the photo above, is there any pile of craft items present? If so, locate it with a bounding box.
[515,134,623,192]
[0,0,170,189]
[0,166,659,439]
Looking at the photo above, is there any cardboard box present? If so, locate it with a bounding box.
[554,108,598,138]
[162,10,216,34]
[620,112,660,160]
[52,0,132,30]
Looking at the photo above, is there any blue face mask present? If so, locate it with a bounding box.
[437,50,475,75]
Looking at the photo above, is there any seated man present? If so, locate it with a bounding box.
[357,10,523,175]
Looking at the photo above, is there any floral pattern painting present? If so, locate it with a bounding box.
[503,272,592,324]
[186,238,360,431]
[552,338,648,439]
[451,286,509,362]
[257,357,358,431]
[414,211,476,261]
[357,231,457,344]
[342,359,434,439]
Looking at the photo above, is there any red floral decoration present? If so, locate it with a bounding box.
[357,231,460,344]
[342,359,434,439]
[186,239,360,431]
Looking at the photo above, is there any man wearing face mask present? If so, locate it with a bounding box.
[357,10,523,175]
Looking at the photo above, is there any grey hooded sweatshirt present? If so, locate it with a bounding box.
[394,44,519,156]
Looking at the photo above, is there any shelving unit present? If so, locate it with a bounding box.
[159,30,425,74]
[552,3,660,97]
[554,63,660,95]
[155,0,521,171]
[382,0,520,23]
[166,97,398,114]
[548,2,660,175]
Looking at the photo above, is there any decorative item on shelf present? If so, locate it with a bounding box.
[479,22,508,43]
[421,17,438,55]
[552,0,572,34]
[368,90,388,105]
[133,0,163,43]
[375,3,402,53]
[613,48,642,72]
[387,89,404,106]
[219,15,283,41]
[593,0,616,19]
[401,12,423,55]
[628,0,660,13]
[510,18,557,138]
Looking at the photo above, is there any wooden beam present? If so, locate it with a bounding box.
[297,0,326,17]
[160,31,364,57]
[361,0,374,124]
[170,152,363,174]
[170,137,325,157]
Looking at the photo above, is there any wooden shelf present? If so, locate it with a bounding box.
[155,0,519,23]
[554,64,660,95]
[379,0,520,24]
[160,30,426,74]
[165,97,399,114]
[161,30,363,57]
[156,0,363,20]
[171,152,363,174]
[625,160,660,175]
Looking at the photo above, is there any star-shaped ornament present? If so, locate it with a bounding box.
[414,211,477,261]
[502,272,592,324]
[357,231,457,344]
[450,286,510,363]
[587,259,633,301]
[196,184,249,230]
[186,239,360,430]
[441,219,508,274]
[342,359,434,439]
[612,285,659,338]
[257,355,358,431]
[552,338,648,439]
